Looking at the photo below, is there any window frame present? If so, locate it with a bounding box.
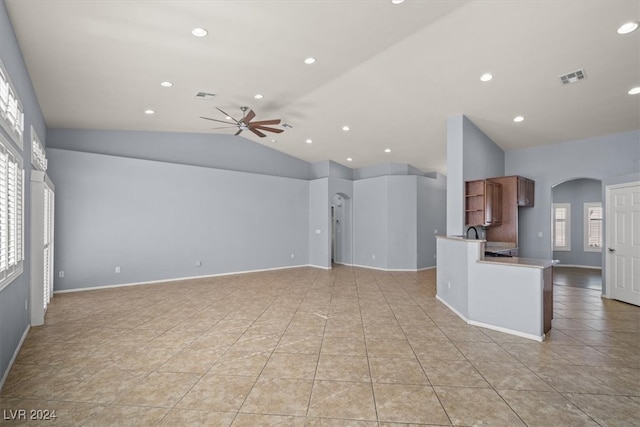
[583,202,603,252]
[0,132,24,292]
[553,203,571,251]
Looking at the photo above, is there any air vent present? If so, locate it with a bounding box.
[559,69,586,85]
[194,92,216,100]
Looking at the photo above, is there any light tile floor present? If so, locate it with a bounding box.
[1,266,638,426]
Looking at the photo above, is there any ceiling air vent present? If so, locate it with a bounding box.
[559,69,586,85]
[194,92,216,100]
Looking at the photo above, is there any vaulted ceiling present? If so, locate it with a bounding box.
[5,0,640,174]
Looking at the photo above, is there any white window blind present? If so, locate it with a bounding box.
[31,128,48,171]
[553,203,571,251]
[0,69,8,115]
[584,203,602,252]
[0,59,24,149]
[0,134,24,290]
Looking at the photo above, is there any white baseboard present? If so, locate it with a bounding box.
[436,295,544,342]
[418,266,436,271]
[468,320,544,342]
[435,294,468,322]
[554,264,602,270]
[351,263,419,272]
[55,264,316,294]
[0,324,29,392]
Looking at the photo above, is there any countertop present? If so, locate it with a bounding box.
[477,256,558,269]
[436,235,486,243]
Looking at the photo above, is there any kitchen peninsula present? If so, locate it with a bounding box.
[436,235,556,341]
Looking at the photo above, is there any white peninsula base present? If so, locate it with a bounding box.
[436,236,555,342]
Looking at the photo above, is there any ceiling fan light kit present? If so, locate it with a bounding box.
[200,106,284,138]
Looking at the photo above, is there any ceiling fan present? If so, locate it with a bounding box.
[200,107,284,138]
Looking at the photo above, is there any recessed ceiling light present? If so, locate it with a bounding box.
[347,157,353,162]
[391,0,405,4]
[617,21,639,35]
[304,57,317,65]
[225,116,232,120]
[480,73,493,82]
[160,81,173,88]
[342,126,350,131]
[384,148,391,153]
[513,115,524,123]
[191,27,208,37]
[305,139,313,144]
[254,94,264,100]
[628,86,640,95]
[271,139,277,143]
[144,109,155,115]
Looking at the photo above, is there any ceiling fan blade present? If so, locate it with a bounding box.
[215,107,239,123]
[234,129,243,136]
[250,128,266,138]
[210,126,238,130]
[201,116,235,125]
[253,125,284,134]
[250,119,281,126]
[244,109,256,123]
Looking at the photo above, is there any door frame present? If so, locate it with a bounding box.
[604,181,639,300]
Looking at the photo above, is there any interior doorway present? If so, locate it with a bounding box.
[551,178,603,293]
[331,193,352,266]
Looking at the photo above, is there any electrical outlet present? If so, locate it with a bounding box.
[448,281,451,289]
[291,253,295,259]
[59,271,64,278]
[434,253,437,259]
[24,299,27,311]
[372,254,376,260]
[115,266,120,273]
[434,229,438,234]
[538,232,543,237]
[195,261,201,267]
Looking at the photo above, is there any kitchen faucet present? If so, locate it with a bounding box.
[466,226,479,240]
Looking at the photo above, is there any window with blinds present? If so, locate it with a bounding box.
[0,133,24,290]
[584,202,602,252]
[553,203,571,251]
[0,61,25,149]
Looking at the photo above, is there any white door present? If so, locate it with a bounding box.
[606,182,640,306]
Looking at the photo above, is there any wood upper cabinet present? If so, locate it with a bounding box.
[465,179,502,227]
[484,180,502,226]
[517,177,535,207]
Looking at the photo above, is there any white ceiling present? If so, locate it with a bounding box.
[5,0,640,174]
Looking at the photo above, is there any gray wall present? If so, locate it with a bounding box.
[418,174,447,269]
[353,176,389,269]
[354,162,424,180]
[48,128,313,180]
[47,148,310,290]
[552,178,603,267]
[308,178,329,268]
[447,114,505,236]
[0,1,47,388]
[506,130,639,259]
[387,176,418,270]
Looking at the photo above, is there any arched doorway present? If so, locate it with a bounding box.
[551,178,602,291]
[331,193,352,266]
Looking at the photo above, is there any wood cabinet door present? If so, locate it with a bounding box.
[484,181,502,225]
[517,177,535,207]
